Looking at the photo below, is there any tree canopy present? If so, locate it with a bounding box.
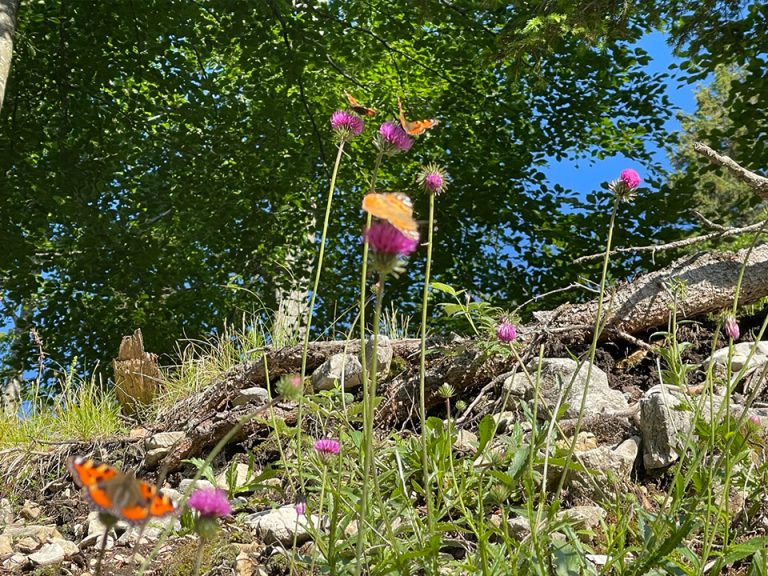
[1,0,765,386]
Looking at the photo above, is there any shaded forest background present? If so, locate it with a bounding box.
[0,0,766,389]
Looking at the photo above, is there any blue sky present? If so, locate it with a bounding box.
[543,30,699,192]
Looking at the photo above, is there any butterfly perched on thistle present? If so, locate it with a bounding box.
[398,96,438,136]
[362,192,419,240]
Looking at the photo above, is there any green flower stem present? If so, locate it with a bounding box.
[297,142,347,485]
[192,537,205,576]
[554,194,620,500]
[355,271,385,576]
[418,191,436,537]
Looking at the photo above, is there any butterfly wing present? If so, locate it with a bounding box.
[68,457,119,488]
[345,92,376,117]
[397,96,438,136]
[362,193,419,240]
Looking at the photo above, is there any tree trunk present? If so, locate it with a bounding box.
[537,244,768,341]
[0,0,19,114]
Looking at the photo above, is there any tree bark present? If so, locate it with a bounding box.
[0,0,19,114]
[538,244,768,342]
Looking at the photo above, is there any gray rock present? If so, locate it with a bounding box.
[503,358,628,419]
[453,429,478,453]
[28,542,65,566]
[0,498,12,526]
[19,499,41,521]
[312,353,363,391]
[178,478,216,493]
[244,506,320,546]
[0,535,11,556]
[365,335,393,377]
[233,386,269,407]
[145,430,186,466]
[564,437,639,500]
[50,537,79,557]
[556,505,606,531]
[216,462,253,491]
[640,387,693,469]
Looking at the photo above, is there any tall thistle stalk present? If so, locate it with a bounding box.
[355,121,414,574]
[297,111,365,486]
[416,164,448,542]
[554,169,642,499]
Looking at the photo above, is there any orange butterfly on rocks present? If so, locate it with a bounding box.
[68,456,177,524]
[398,96,439,136]
[345,92,377,117]
[362,192,419,240]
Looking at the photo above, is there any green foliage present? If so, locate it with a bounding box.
[1,1,689,383]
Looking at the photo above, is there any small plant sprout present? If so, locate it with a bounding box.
[375,121,414,155]
[188,488,231,576]
[724,315,740,340]
[496,319,517,343]
[330,110,365,142]
[418,163,448,195]
[609,168,642,201]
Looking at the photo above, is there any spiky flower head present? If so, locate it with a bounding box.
[365,222,419,276]
[418,163,448,195]
[314,438,341,466]
[724,315,740,341]
[331,110,364,142]
[609,168,642,201]
[188,488,232,518]
[375,121,413,155]
[496,320,517,343]
[438,383,455,399]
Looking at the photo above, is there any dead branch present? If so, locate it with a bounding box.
[693,142,768,198]
[543,243,768,342]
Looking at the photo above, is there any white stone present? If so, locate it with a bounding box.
[312,354,363,391]
[216,462,253,491]
[503,358,628,419]
[244,506,320,546]
[50,537,79,557]
[178,478,216,493]
[29,542,66,566]
[233,386,269,407]
[0,535,11,556]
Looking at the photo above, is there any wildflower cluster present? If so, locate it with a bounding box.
[375,121,413,155]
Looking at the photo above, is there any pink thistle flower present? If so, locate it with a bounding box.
[188,488,231,518]
[331,110,364,141]
[619,169,642,190]
[314,438,341,455]
[496,320,517,343]
[724,316,740,340]
[418,163,448,195]
[365,222,419,256]
[376,121,413,154]
[295,497,306,516]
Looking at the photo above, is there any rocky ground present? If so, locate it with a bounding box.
[2,312,768,575]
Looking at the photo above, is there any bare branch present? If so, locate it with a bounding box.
[694,142,768,199]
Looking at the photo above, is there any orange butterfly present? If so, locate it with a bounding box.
[398,97,438,136]
[362,192,419,240]
[68,456,177,524]
[345,92,377,117]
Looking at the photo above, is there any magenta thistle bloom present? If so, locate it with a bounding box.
[331,110,364,141]
[365,222,419,256]
[418,163,448,195]
[376,121,413,154]
[314,438,341,455]
[295,496,306,516]
[496,320,517,343]
[724,316,740,340]
[188,488,231,518]
[619,169,642,190]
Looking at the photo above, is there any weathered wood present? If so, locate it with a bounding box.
[540,244,768,342]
